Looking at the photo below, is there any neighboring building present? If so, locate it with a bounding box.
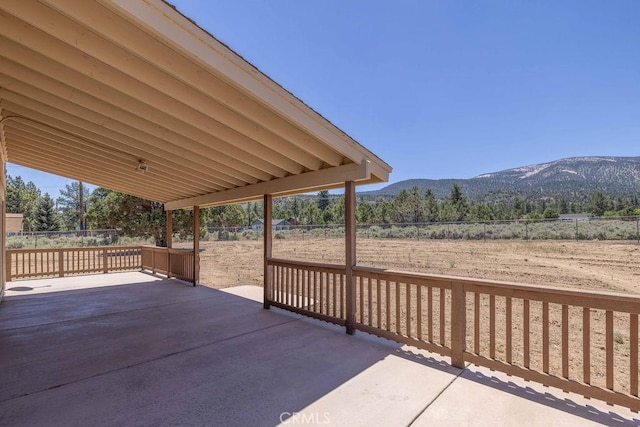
[251,219,291,232]
[559,214,591,221]
[6,213,24,234]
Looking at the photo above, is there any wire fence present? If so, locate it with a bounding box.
[204,216,640,243]
[5,229,137,249]
[7,217,639,249]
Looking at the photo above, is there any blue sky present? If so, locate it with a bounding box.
[8,0,640,196]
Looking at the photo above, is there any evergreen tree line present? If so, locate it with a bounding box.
[7,175,640,241]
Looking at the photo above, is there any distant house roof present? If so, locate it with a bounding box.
[252,219,290,226]
[6,213,23,233]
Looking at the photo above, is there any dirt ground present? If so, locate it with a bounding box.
[195,238,640,294]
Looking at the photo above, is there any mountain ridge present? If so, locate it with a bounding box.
[363,156,640,200]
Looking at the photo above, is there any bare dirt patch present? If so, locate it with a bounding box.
[196,238,640,294]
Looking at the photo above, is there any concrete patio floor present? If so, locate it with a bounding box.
[1,272,638,426]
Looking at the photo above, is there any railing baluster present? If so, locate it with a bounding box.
[543,302,549,374]
[416,285,422,340]
[359,275,364,323]
[490,294,496,360]
[301,268,306,309]
[439,287,445,346]
[428,286,433,343]
[285,267,290,306]
[406,283,412,338]
[524,299,530,369]
[333,272,337,318]
[562,304,569,379]
[506,297,512,364]
[583,307,591,385]
[320,272,325,315]
[396,281,401,335]
[340,273,344,319]
[606,310,614,390]
[631,313,638,397]
[295,268,300,308]
[474,292,480,354]
[314,271,319,312]
[386,280,391,331]
[376,279,382,328]
[368,277,373,327]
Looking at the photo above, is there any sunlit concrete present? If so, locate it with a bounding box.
[1,274,638,426]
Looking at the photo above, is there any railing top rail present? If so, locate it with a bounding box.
[7,245,143,254]
[353,265,640,310]
[267,257,346,273]
[141,246,193,254]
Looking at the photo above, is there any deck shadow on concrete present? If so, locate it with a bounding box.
[460,368,640,426]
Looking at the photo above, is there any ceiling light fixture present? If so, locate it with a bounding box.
[137,160,149,173]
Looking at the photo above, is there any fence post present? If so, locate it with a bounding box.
[103,248,108,274]
[58,248,64,277]
[451,282,466,369]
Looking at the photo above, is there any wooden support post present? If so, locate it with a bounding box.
[193,206,199,286]
[451,282,467,368]
[166,209,172,278]
[263,194,273,309]
[345,181,357,335]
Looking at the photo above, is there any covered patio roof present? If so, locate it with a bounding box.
[0,0,391,210]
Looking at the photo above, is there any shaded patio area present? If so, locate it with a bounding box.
[1,273,637,426]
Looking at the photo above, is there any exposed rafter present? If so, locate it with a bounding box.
[0,0,391,209]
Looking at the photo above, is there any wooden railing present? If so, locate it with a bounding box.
[6,246,195,283]
[141,246,194,283]
[266,258,346,326]
[267,259,640,411]
[6,246,142,281]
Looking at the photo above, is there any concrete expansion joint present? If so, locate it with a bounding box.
[407,362,471,426]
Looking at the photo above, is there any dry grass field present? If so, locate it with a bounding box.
[195,238,640,294]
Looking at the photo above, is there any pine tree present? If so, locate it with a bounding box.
[35,193,60,231]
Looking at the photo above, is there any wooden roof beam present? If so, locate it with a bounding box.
[165,161,371,210]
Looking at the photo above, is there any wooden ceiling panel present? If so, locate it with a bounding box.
[0,0,391,208]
